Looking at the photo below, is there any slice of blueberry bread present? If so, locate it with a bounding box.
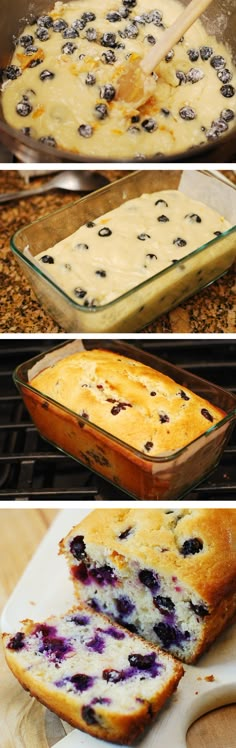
[3,605,183,745]
[60,508,236,664]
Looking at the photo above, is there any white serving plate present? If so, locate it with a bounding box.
[1,508,236,748]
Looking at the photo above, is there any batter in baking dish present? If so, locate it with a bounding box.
[1,0,236,158]
[35,189,231,307]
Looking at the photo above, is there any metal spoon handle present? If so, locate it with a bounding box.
[0,183,53,204]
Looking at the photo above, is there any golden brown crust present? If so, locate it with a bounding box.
[61,509,236,608]
[29,349,225,456]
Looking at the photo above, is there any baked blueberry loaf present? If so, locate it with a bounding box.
[29,348,225,456]
[3,604,183,745]
[60,508,236,663]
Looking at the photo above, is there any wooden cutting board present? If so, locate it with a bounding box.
[1,508,236,748]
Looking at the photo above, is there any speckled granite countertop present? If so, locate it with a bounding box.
[0,169,235,333]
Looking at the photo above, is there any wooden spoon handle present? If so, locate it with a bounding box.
[141,0,213,74]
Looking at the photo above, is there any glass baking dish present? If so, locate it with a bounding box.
[13,339,236,501]
[10,170,236,333]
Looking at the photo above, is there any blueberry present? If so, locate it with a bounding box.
[159,413,170,423]
[137,233,151,240]
[201,408,214,422]
[134,13,146,24]
[95,269,106,277]
[53,19,68,32]
[24,45,39,55]
[153,595,175,613]
[115,596,134,616]
[29,57,44,68]
[210,55,226,70]
[145,34,156,44]
[41,635,71,660]
[181,538,203,556]
[141,118,157,132]
[16,100,33,116]
[190,602,209,617]
[72,18,86,31]
[107,10,121,21]
[40,69,55,81]
[165,49,174,62]
[74,287,87,298]
[176,71,186,85]
[98,227,112,236]
[70,535,86,560]
[150,391,156,396]
[100,83,116,101]
[76,242,89,250]
[179,389,190,401]
[146,253,157,259]
[161,108,170,116]
[150,9,163,25]
[155,199,168,208]
[70,673,94,691]
[37,15,53,28]
[85,72,96,85]
[62,42,76,54]
[86,27,97,41]
[220,84,235,98]
[186,68,204,83]
[185,213,201,223]
[131,114,140,122]
[123,0,137,6]
[154,622,177,647]
[214,230,222,236]
[101,50,116,63]
[18,34,34,48]
[8,632,25,650]
[81,11,96,22]
[206,118,228,138]
[173,237,187,246]
[128,652,156,669]
[103,668,123,682]
[39,136,56,147]
[217,69,232,84]
[90,564,117,585]
[179,106,196,120]
[87,633,105,653]
[78,124,94,138]
[187,48,199,62]
[200,45,213,60]
[220,108,234,122]
[3,65,21,80]
[101,32,117,47]
[95,103,108,119]
[82,706,98,725]
[70,615,90,625]
[119,526,133,539]
[86,221,95,227]
[157,214,169,222]
[36,27,50,41]
[139,569,159,591]
[62,27,78,38]
[124,23,139,38]
[40,254,54,263]
[144,441,153,451]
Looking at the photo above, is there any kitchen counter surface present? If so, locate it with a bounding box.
[0,508,236,748]
[0,169,235,334]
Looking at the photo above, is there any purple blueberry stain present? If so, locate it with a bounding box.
[70,673,95,691]
[115,596,135,617]
[90,564,117,586]
[69,614,90,626]
[86,633,105,654]
[98,626,125,640]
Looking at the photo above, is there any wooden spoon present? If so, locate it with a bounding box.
[117,0,213,107]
